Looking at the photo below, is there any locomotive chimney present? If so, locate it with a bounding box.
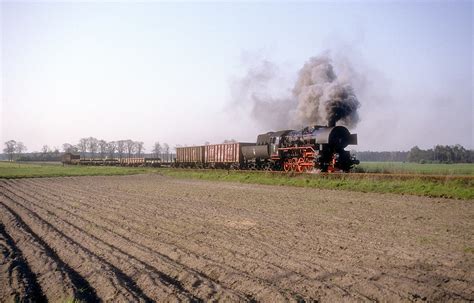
[328,118,336,128]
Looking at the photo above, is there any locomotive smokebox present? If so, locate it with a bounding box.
[315,126,355,149]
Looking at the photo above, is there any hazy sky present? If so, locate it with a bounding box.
[1,0,472,152]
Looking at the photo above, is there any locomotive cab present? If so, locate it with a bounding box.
[270,136,280,158]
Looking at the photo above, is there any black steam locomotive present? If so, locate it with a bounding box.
[175,124,359,172]
[241,125,359,172]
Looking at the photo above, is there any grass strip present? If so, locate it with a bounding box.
[159,169,474,200]
[0,162,159,178]
[1,162,472,200]
[356,162,474,175]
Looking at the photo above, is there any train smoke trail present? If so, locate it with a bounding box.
[229,59,296,130]
[231,52,360,129]
[293,55,360,127]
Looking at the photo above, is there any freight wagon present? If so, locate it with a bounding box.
[62,156,164,167]
[61,153,80,164]
[175,146,204,168]
[176,142,254,169]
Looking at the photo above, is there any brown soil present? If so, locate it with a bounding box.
[0,174,473,302]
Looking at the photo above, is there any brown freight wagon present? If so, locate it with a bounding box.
[204,142,253,169]
[175,146,205,168]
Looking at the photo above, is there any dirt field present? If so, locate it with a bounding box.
[0,175,473,302]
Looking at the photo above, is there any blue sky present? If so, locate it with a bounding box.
[1,1,472,151]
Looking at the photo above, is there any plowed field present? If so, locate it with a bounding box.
[1,175,473,302]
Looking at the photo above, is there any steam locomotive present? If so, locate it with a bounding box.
[241,125,359,172]
[176,124,359,172]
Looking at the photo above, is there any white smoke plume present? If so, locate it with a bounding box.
[229,59,296,130]
[231,53,361,130]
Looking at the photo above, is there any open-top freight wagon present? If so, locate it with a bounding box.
[61,153,164,167]
[175,142,254,169]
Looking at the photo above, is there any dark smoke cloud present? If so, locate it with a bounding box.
[292,54,360,127]
[232,53,361,129]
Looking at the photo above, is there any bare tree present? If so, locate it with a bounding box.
[14,142,27,161]
[41,145,50,161]
[98,140,108,159]
[15,142,27,157]
[116,140,126,159]
[78,138,88,158]
[3,140,16,161]
[163,143,169,162]
[135,141,145,157]
[107,141,117,158]
[125,140,136,159]
[87,137,99,159]
[62,143,77,153]
[152,142,161,159]
[53,147,60,159]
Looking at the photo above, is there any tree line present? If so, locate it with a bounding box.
[407,144,473,163]
[355,144,473,163]
[4,139,473,163]
[2,138,174,162]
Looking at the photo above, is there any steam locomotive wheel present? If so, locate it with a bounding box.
[283,160,291,172]
[298,158,307,172]
[263,162,272,171]
[291,158,298,172]
[296,158,305,172]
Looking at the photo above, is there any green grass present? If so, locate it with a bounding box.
[159,169,474,200]
[0,161,158,178]
[356,161,474,175]
[1,161,473,200]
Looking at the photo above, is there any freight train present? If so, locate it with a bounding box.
[62,125,359,172]
[61,154,165,167]
[176,125,359,172]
